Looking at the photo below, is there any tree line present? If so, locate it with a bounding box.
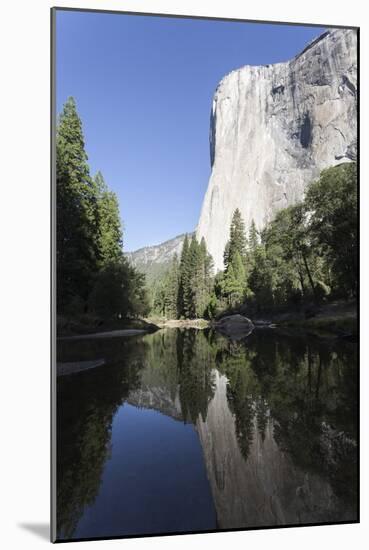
[56,97,149,320]
[151,161,357,319]
[151,235,214,319]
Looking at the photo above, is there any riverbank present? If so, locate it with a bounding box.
[252,300,357,339]
[152,318,210,329]
[57,315,159,338]
[146,300,358,340]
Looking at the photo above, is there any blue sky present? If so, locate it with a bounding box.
[56,10,325,251]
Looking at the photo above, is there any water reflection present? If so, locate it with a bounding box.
[57,328,357,539]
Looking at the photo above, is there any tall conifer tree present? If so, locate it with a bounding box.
[94,171,123,267]
[224,208,248,270]
[164,254,180,318]
[56,97,98,311]
[178,234,190,317]
[248,219,259,252]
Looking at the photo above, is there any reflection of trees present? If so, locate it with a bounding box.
[57,329,357,537]
[57,338,144,539]
[129,329,217,424]
[255,397,268,442]
[139,329,180,403]
[57,330,217,538]
[176,330,216,423]
[262,338,358,509]
[215,342,257,461]
[212,329,357,512]
[228,375,255,460]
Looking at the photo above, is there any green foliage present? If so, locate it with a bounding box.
[93,171,123,267]
[183,237,214,318]
[305,163,357,297]
[248,245,276,310]
[219,253,247,308]
[88,259,150,320]
[151,255,179,318]
[165,255,180,317]
[57,97,356,323]
[248,219,259,252]
[218,210,251,309]
[245,162,357,312]
[177,234,191,317]
[224,208,248,269]
[56,97,149,320]
[205,292,218,319]
[56,97,99,311]
[187,238,207,318]
[150,235,215,320]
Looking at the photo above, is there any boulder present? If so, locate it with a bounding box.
[214,314,254,340]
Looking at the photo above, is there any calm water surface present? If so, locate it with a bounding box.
[57,328,358,540]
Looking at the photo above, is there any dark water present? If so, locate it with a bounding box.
[56,328,358,540]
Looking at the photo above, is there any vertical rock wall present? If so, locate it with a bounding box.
[196,29,357,271]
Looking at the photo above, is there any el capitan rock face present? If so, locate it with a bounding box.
[196,29,357,272]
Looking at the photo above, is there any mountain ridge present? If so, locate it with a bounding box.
[125,232,194,283]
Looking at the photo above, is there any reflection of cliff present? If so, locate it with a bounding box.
[196,370,353,529]
[57,329,357,538]
[127,386,183,421]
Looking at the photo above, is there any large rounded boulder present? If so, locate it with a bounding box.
[214,314,254,340]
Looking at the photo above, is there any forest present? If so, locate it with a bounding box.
[56,97,150,322]
[57,97,357,325]
[152,162,357,320]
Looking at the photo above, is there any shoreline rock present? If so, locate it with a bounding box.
[214,314,254,340]
[57,359,106,376]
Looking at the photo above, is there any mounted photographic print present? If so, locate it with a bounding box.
[51,7,359,543]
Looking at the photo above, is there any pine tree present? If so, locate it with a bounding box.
[200,237,213,290]
[178,234,191,318]
[152,279,166,317]
[221,209,249,307]
[232,251,246,285]
[221,252,246,307]
[187,238,201,317]
[176,236,215,319]
[224,208,248,269]
[164,255,180,318]
[248,244,275,310]
[248,219,259,252]
[94,171,123,267]
[56,97,99,312]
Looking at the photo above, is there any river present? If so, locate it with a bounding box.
[56,327,358,540]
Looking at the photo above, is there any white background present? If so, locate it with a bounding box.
[1,0,367,548]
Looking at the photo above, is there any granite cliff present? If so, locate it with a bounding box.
[196,29,357,271]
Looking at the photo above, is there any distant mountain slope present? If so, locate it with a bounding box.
[125,232,194,284]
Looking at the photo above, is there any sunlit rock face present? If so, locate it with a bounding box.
[196,371,351,528]
[196,29,357,272]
